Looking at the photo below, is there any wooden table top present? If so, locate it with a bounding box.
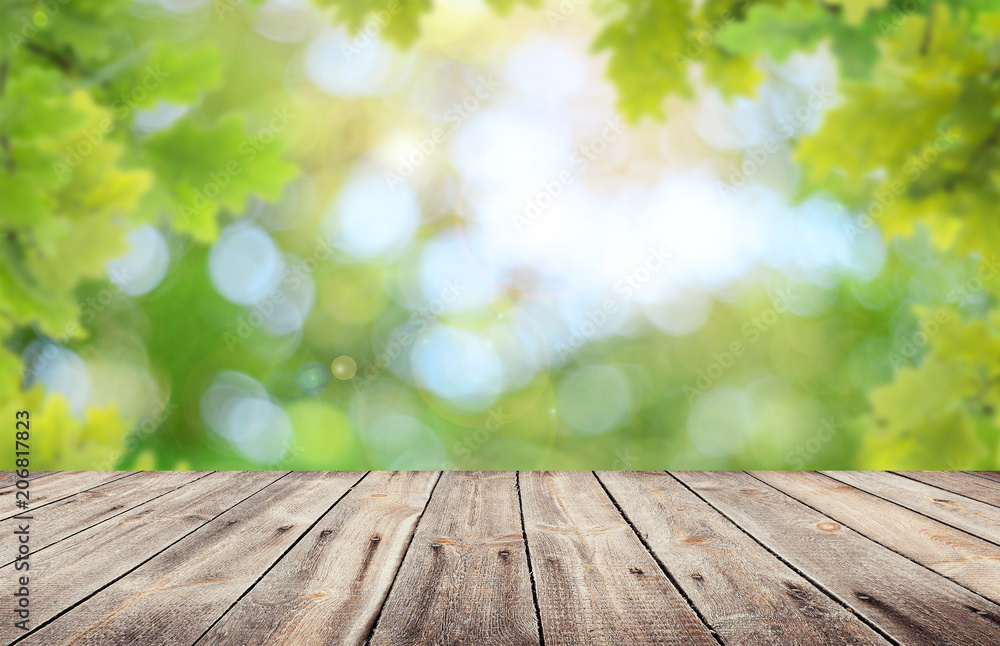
[2,470,1000,645]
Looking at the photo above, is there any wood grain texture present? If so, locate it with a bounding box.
[821,471,1000,545]
[369,471,539,646]
[520,471,718,646]
[896,471,1000,508]
[0,471,286,643]
[0,472,136,521]
[970,471,1000,485]
[0,471,210,566]
[753,470,1000,604]
[676,471,1000,646]
[11,470,1000,645]
[17,471,364,646]
[596,471,890,646]
[197,471,437,646]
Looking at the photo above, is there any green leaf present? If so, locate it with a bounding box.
[592,0,694,122]
[144,114,298,241]
[97,41,224,114]
[0,67,86,141]
[314,0,434,47]
[828,0,889,26]
[701,47,765,99]
[829,16,881,78]
[716,2,832,62]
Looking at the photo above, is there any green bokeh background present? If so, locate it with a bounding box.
[2,0,999,471]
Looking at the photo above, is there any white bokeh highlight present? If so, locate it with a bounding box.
[22,341,93,418]
[199,371,292,463]
[209,222,285,306]
[106,225,170,297]
[325,168,422,260]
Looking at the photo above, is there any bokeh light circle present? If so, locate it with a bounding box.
[296,362,330,394]
[105,225,170,297]
[199,371,293,464]
[208,222,285,306]
[332,355,358,380]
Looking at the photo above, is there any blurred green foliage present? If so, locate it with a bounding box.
[1,0,998,470]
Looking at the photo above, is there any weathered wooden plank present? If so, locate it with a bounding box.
[197,471,437,646]
[754,471,1000,604]
[369,471,538,646]
[0,471,287,643]
[17,471,364,646]
[0,471,56,488]
[596,471,890,646]
[0,471,125,496]
[676,471,1000,646]
[520,471,718,646]
[896,472,1000,508]
[0,471,211,566]
[971,471,1000,485]
[821,471,1000,545]
[0,471,136,520]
